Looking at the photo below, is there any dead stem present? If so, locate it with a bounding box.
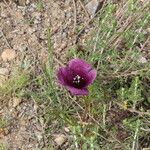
[78,0,90,19]
[72,0,77,33]
[115,102,150,116]
[0,29,12,48]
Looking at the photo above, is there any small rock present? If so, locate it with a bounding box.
[36,132,43,141]
[33,12,41,21]
[0,68,9,76]
[57,42,67,52]
[54,134,67,146]
[147,28,150,33]
[12,97,22,108]
[26,0,30,5]
[18,6,26,16]
[1,49,16,61]
[61,42,67,49]
[86,0,103,16]
[28,27,36,34]
[64,127,70,132]
[30,3,36,8]
[14,43,28,52]
[137,55,147,63]
[0,128,6,138]
[34,19,40,24]
[1,11,8,18]
[62,32,67,38]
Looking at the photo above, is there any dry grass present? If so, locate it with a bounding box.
[0,0,150,149]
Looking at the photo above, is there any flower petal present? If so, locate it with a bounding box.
[69,58,92,72]
[66,86,89,95]
[57,58,97,95]
[57,67,68,85]
[57,67,74,86]
[86,69,97,86]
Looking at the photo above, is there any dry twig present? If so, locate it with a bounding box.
[0,29,12,48]
[78,0,90,19]
[115,102,150,116]
[72,0,77,33]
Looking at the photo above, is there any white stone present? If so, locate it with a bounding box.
[1,49,16,61]
[0,68,9,75]
[137,55,147,63]
[12,97,22,108]
[54,134,67,146]
[86,0,101,16]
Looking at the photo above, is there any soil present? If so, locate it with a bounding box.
[0,0,96,149]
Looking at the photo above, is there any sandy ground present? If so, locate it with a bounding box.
[0,0,95,149]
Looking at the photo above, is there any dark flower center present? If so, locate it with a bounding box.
[72,75,86,88]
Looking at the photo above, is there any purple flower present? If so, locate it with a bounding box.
[57,58,97,95]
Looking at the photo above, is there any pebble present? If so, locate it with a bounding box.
[147,28,150,33]
[13,44,27,52]
[86,0,102,16]
[137,55,147,64]
[64,127,70,132]
[62,32,67,38]
[1,49,16,61]
[28,27,36,34]
[54,134,67,146]
[26,0,30,5]
[33,12,42,21]
[0,68,9,76]
[57,42,67,52]
[12,97,22,108]
[1,11,8,18]
[34,19,40,24]
[36,132,43,141]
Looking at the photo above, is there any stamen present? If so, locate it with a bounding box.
[72,74,85,88]
[73,75,82,84]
